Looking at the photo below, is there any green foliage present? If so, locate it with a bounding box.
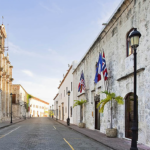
[26,94,33,112]
[97,91,124,113]
[73,99,87,108]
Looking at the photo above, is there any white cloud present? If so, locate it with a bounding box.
[9,42,68,63]
[22,70,34,77]
[14,75,60,105]
[39,2,62,13]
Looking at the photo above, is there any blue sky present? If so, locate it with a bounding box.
[0,0,123,105]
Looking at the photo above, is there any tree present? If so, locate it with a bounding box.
[97,91,124,129]
[26,94,33,112]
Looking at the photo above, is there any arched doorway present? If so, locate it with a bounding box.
[125,93,138,139]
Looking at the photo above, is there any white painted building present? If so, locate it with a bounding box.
[72,0,150,147]
[53,61,77,123]
[30,97,49,117]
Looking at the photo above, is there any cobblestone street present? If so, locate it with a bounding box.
[0,118,112,150]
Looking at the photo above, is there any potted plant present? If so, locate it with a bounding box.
[73,99,86,128]
[97,91,124,137]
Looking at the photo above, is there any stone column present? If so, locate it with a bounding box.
[0,50,3,121]
[6,80,9,117]
[2,75,6,119]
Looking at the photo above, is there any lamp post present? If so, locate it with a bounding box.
[50,106,51,118]
[56,101,58,121]
[24,102,26,120]
[67,91,70,126]
[10,93,12,123]
[129,28,141,150]
[52,105,53,118]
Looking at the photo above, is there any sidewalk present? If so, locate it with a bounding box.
[0,118,25,129]
[55,119,150,150]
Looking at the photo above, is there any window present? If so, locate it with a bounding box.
[71,82,72,91]
[70,107,72,117]
[66,87,68,94]
[36,105,38,108]
[12,94,16,103]
[127,29,134,57]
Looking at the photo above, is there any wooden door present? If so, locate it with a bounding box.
[125,93,138,140]
[62,107,64,120]
[94,95,100,130]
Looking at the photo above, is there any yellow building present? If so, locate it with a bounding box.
[0,24,14,121]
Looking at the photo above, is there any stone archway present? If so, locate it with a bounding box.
[125,92,138,139]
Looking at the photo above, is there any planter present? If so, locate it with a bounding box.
[78,122,85,128]
[106,128,117,138]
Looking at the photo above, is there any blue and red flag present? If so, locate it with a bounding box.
[94,53,102,83]
[78,72,86,93]
[102,52,108,81]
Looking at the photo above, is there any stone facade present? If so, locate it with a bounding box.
[11,84,29,119]
[73,0,150,146]
[0,24,14,121]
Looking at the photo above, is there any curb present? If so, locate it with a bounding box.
[0,118,30,130]
[52,118,115,150]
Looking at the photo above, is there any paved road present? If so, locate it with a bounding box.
[0,118,113,150]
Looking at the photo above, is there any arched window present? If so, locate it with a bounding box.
[127,29,134,57]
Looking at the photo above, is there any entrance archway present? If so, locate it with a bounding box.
[125,92,138,139]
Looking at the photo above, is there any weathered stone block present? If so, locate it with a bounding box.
[106,128,117,138]
[78,123,85,128]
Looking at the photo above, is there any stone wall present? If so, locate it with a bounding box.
[73,0,150,146]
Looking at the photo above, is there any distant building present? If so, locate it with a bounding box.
[53,61,77,123]
[12,84,29,119]
[30,97,49,117]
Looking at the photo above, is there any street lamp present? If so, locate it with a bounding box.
[10,93,12,123]
[129,28,141,150]
[67,91,70,126]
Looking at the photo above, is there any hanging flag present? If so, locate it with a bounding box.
[78,71,86,93]
[78,82,81,92]
[94,53,102,83]
[102,51,108,81]
[81,72,86,90]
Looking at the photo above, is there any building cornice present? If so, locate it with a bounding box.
[53,93,59,100]
[9,65,13,68]
[58,65,72,89]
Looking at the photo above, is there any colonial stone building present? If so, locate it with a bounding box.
[0,24,14,121]
[73,0,150,146]
[11,84,29,119]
